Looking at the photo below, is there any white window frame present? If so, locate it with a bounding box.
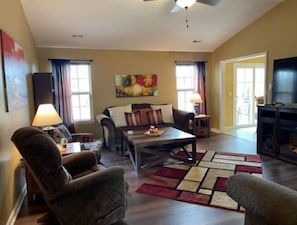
[70,61,93,122]
[175,64,196,112]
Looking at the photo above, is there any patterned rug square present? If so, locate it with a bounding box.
[136,150,263,212]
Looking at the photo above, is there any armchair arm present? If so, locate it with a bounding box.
[62,151,97,176]
[48,166,127,225]
[226,173,297,225]
[172,108,194,132]
[96,114,116,148]
[52,166,125,199]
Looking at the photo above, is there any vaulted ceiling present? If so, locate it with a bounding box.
[20,0,283,52]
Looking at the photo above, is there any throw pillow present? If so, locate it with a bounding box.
[133,108,151,126]
[147,109,164,125]
[52,124,72,143]
[125,111,142,127]
[108,104,132,127]
[151,104,174,123]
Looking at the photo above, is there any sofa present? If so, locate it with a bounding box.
[226,173,297,225]
[96,103,195,152]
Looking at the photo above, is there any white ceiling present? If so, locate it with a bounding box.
[20,0,283,52]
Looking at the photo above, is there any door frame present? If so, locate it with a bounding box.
[219,52,267,133]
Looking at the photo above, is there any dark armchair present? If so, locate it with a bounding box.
[12,127,128,225]
[226,173,297,225]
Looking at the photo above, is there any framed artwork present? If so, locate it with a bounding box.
[0,30,27,112]
[115,74,158,97]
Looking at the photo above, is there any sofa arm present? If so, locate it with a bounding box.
[226,173,297,225]
[96,114,116,149]
[173,109,194,132]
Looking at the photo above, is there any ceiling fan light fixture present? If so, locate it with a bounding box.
[176,0,196,8]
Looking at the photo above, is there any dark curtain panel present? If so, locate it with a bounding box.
[196,62,207,114]
[51,59,75,132]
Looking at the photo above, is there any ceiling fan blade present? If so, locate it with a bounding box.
[196,0,220,6]
[170,4,182,13]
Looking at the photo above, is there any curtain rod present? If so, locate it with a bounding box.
[175,60,207,64]
[48,58,93,62]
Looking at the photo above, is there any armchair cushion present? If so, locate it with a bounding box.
[52,124,72,143]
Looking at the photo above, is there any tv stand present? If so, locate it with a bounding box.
[257,105,297,164]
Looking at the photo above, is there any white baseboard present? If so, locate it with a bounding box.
[210,128,220,133]
[6,185,26,225]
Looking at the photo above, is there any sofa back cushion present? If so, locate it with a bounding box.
[108,104,132,127]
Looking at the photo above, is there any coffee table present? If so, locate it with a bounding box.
[123,127,196,172]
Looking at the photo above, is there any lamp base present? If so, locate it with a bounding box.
[194,104,200,115]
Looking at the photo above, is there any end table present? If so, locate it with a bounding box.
[193,114,211,137]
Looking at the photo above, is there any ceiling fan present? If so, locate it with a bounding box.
[143,0,220,13]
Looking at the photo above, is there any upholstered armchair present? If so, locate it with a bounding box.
[12,127,128,225]
[52,124,102,161]
[226,173,297,225]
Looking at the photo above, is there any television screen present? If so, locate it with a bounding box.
[272,56,297,104]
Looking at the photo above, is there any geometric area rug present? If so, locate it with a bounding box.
[136,150,262,212]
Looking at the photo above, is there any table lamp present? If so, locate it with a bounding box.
[190,93,203,115]
[32,104,62,131]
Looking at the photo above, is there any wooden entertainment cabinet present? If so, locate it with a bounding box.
[257,105,297,164]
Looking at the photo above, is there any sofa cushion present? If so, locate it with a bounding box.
[125,111,142,127]
[108,104,132,127]
[151,104,174,123]
[147,109,163,125]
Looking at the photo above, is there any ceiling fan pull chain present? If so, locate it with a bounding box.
[185,7,189,28]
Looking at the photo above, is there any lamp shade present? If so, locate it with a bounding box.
[176,0,196,8]
[32,104,62,127]
[190,93,203,104]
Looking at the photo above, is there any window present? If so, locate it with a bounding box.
[70,62,93,122]
[176,64,196,112]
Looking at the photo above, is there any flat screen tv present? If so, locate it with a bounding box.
[272,56,297,104]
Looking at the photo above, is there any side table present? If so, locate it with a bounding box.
[24,142,81,204]
[193,114,211,137]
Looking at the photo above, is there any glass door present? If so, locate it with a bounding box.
[234,63,265,127]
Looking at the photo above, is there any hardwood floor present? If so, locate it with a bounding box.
[14,132,297,225]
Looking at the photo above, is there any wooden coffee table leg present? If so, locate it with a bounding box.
[135,147,141,172]
[191,139,196,162]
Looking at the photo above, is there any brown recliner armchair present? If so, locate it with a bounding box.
[12,127,128,225]
[226,173,297,225]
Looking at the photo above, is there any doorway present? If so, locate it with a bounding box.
[234,63,265,127]
[219,52,267,140]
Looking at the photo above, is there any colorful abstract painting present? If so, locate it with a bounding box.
[0,30,27,112]
[115,74,158,97]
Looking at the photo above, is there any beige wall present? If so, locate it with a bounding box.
[36,49,211,137]
[212,0,297,129]
[0,0,38,224]
[1,0,297,224]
